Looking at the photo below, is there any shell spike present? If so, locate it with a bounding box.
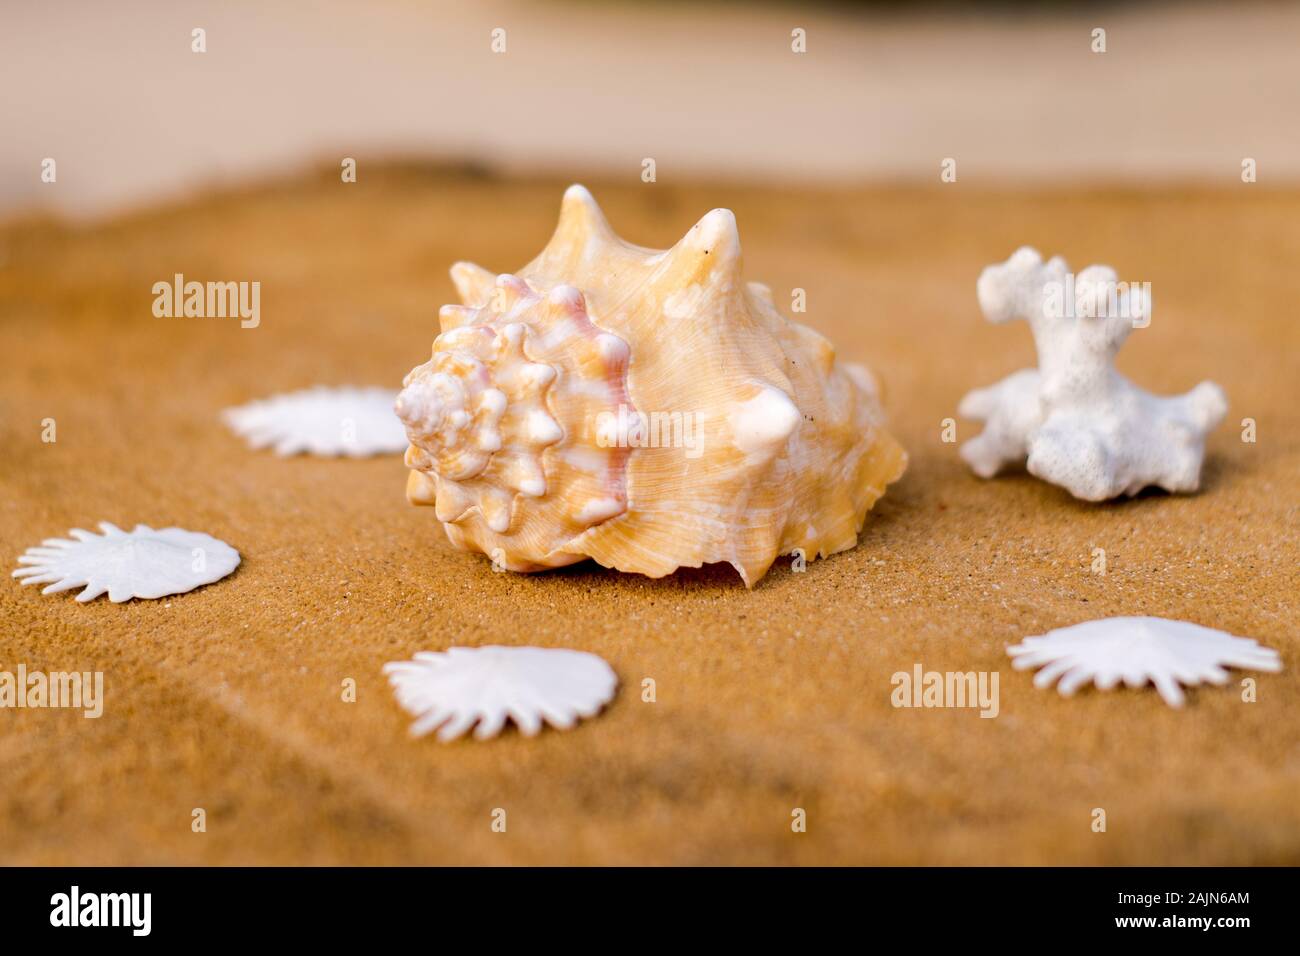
[438,304,476,332]
[546,283,586,316]
[732,555,777,591]
[559,184,613,236]
[536,184,617,262]
[644,208,748,308]
[450,261,496,307]
[493,273,534,311]
[680,207,741,264]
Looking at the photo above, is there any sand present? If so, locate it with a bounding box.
[1,168,1297,865]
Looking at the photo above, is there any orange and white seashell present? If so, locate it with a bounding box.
[395,186,906,586]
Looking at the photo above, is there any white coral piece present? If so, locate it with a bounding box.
[1007,616,1282,708]
[959,247,1227,500]
[383,645,617,741]
[12,522,240,603]
[224,385,408,457]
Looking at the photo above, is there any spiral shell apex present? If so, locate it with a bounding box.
[397,185,906,586]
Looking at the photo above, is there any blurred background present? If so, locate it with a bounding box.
[4,0,1299,868]
[4,0,1299,220]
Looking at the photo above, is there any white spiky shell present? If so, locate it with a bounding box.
[1007,616,1282,708]
[396,186,906,586]
[223,385,408,457]
[384,645,618,741]
[12,522,240,603]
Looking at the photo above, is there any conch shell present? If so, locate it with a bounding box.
[396,186,906,586]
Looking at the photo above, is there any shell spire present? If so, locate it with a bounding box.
[397,185,906,586]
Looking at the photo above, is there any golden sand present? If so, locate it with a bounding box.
[1,168,1296,864]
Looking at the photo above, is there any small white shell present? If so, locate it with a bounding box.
[1007,616,1282,707]
[12,522,240,603]
[224,385,407,457]
[383,645,618,741]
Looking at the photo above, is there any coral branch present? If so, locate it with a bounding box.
[960,247,1227,501]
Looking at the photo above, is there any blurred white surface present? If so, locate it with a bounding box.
[3,0,1298,219]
